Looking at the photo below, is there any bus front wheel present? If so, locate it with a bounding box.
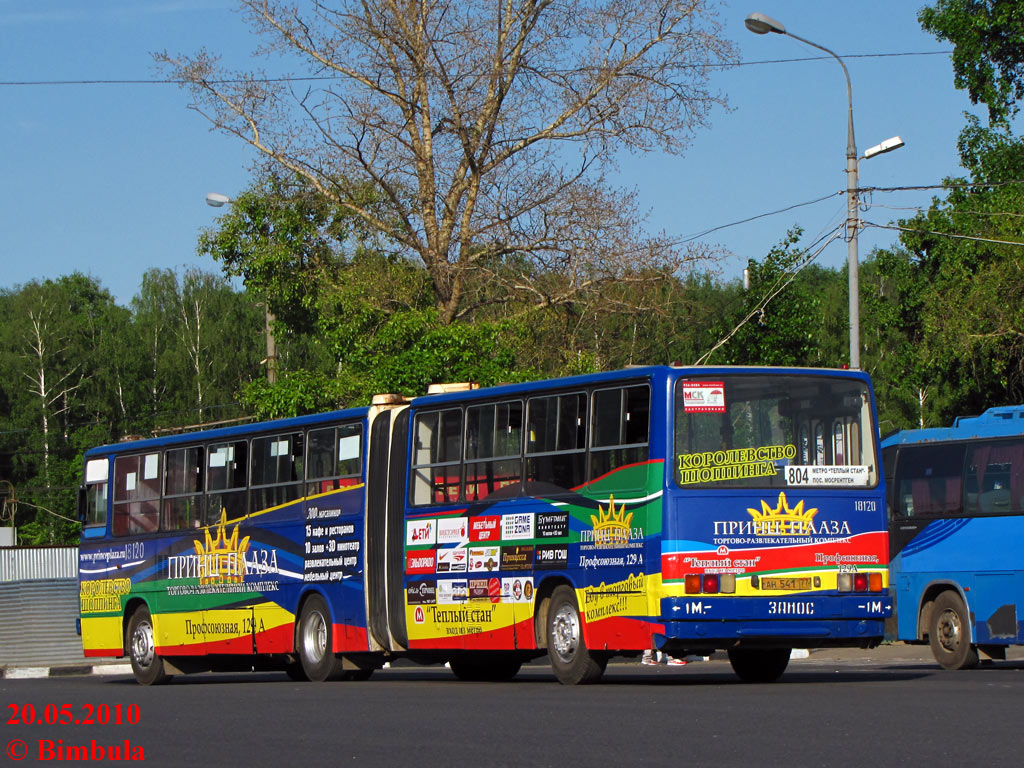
[929,591,979,670]
[126,606,170,686]
[297,595,346,681]
[727,648,790,683]
[545,586,606,685]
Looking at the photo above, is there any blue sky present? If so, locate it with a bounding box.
[1,1,986,306]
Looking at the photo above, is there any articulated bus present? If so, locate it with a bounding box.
[884,405,1024,669]
[78,365,891,685]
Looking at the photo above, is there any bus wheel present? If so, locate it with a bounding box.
[449,652,522,682]
[545,586,606,685]
[727,648,790,683]
[929,591,979,670]
[297,595,346,681]
[126,606,170,686]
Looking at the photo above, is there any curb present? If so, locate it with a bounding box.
[1,663,133,680]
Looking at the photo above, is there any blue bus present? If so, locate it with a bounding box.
[79,365,890,685]
[883,405,1024,668]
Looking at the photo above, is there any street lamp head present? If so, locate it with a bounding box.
[745,12,786,35]
[862,136,905,160]
[205,192,232,208]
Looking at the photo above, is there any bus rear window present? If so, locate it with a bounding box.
[674,375,877,489]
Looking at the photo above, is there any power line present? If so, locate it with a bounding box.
[679,192,842,243]
[866,179,1024,193]
[0,51,953,87]
[865,221,1024,248]
[694,225,844,365]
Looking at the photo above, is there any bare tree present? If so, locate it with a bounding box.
[160,0,734,324]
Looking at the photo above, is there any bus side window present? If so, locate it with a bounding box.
[590,385,649,483]
[305,423,363,496]
[965,439,1024,515]
[525,392,586,490]
[895,443,965,517]
[82,459,109,528]
[465,401,523,501]
[411,409,463,505]
[206,440,248,523]
[112,453,161,535]
[163,446,204,530]
[251,432,303,512]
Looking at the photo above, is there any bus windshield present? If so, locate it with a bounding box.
[674,374,877,489]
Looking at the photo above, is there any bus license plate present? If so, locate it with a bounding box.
[761,577,811,591]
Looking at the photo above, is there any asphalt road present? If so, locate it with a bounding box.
[4,648,1023,767]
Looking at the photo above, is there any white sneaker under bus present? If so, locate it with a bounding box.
[642,651,688,666]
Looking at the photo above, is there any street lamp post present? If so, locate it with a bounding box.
[744,13,902,370]
[205,193,278,384]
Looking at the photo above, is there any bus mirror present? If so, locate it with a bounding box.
[76,486,87,523]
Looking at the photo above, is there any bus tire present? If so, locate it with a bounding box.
[126,606,170,686]
[449,652,522,682]
[727,648,790,683]
[297,595,346,681]
[929,591,979,670]
[545,585,606,685]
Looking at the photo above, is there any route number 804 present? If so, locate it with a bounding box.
[786,466,810,485]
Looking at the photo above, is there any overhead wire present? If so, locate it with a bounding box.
[0,51,954,87]
[864,221,1024,248]
[693,225,844,365]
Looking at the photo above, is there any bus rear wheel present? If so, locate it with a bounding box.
[727,648,790,683]
[126,606,170,686]
[545,586,606,685]
[297,595,347,681]
[929,591,979,670]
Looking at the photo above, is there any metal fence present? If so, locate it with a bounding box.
[0,546,78,582]
[0,578,86,668]
[0,547,92,669]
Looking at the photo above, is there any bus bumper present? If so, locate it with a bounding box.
[658,594,892,643]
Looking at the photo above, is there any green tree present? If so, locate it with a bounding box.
[868,120,1024,428]
[0,276,128,544]
[696,230,847,367]
[131,267,264,429]
[202,178,531,417]
[920,0,1024,125]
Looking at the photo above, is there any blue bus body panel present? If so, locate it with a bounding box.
[884,404,1024,647]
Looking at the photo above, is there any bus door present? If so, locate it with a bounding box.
[303,422,370,649]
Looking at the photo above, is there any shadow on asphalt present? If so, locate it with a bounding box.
[85,662,977,687]
[77,651,1024,688]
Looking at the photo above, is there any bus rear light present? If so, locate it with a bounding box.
[685,574,732,594]
[838,573,882,592]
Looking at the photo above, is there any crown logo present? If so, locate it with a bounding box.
[192,509,251,584]
[746,492,818,536]
[590,496,633,548]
